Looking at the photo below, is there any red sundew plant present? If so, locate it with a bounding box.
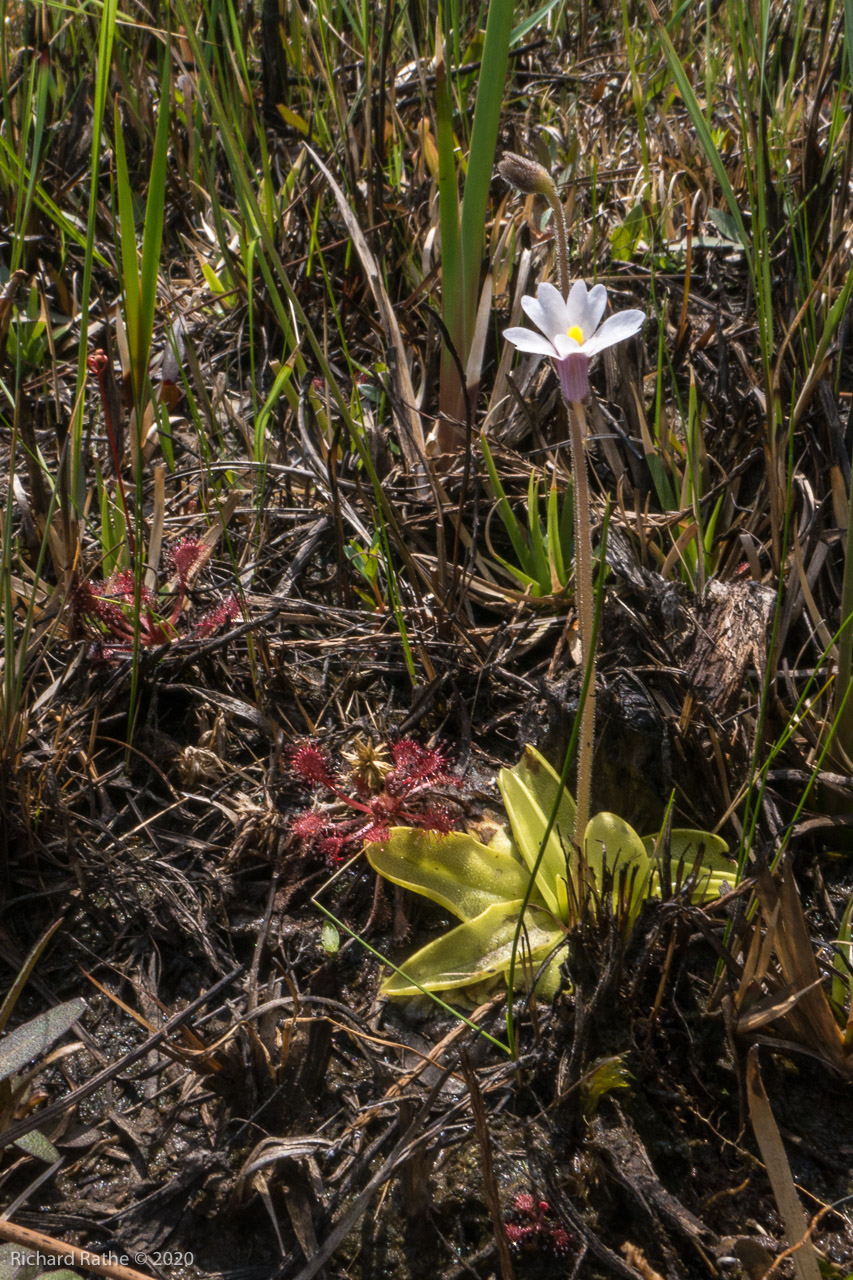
[503,1193,576,1259]
[73,538,240,661]
[288,737,464,865]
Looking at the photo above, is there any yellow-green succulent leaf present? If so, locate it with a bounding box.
[497,746,576,918]
[484,823,517,857]
[379,900,564,997]
[641,829,736,901]
[366,828,545,923]
[510,744,578,833]
[583,811,652,916]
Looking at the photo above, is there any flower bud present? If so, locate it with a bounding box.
[498,152,557,199]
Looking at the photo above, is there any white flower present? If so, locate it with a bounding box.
[504,280,645,402]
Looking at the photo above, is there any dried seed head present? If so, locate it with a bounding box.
[175,745,225,786]
[341,736,393,792]
[498,152,556,199]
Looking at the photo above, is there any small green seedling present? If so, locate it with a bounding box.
[481,434,576,598]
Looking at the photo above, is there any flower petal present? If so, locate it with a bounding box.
[564,279,609,339]
[521,282,570,342]
[552,332,582,358]
[503,326,559,357]
[563,280,588,330]
[585,284,608,334]
[582,308,645,355]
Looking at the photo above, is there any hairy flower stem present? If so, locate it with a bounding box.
[543,189,570,303]
[498,152,569,300]
[569,397,596,859]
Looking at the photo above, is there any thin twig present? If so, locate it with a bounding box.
[0,1220,156,1280]
[461,1052,515,1280]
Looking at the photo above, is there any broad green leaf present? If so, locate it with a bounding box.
[641,829,736,901]
[508,745,578,834]
[369,743,730,1003]
[15,1128,60,1163]
[0,998,86,1082]
[610,203,648,262]
[320,921,340,954]
[366,828,543,923]
[380,901,563,996]
[498,750,574,919]
[581,1055,633,1118]
[583,811,651,917]
[707,207,743,244]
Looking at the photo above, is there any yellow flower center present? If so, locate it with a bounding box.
[567,325,584,344]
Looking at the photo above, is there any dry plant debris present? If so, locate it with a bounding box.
[2,0,853,1277]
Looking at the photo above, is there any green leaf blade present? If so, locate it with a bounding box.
[379,900,563,996]
[0,998,86,1083]
[366,828,543,923]
[497,746,576,919]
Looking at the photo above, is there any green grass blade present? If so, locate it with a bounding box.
[481,433,535,576]
[138,47,171,401]
[113,107,141,391]
[458,0,513,352]
[845,0,853,88]
[547,481,566,588]
[10,46,51,273]
[527,472,550,592]
[642,0,751,261]
[435,23,464,391]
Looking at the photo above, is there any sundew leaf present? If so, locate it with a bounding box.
[366,829,544,923]
[0,998,86,1082]
[379,900,563,996]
